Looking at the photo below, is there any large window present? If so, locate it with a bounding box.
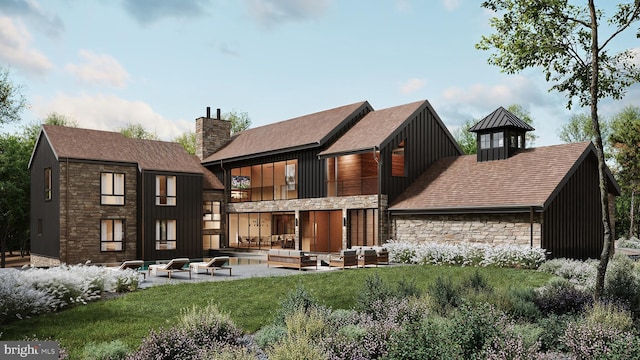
[156,175,176,206]
[228,212,294,249]
[156,220,176,250]
[348,209,378,247]
[101,173,125,205]
[101,219,124,251]
[203,201,221,230]
[44,167,52,200]
[231,160,298,202]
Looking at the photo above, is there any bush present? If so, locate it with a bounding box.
[427,276,461,315]
[355,273,394,314]
[616,236,640,249]
[604,254,640,316]
[584,302,634,332]
[384,317,462,360]
[274,284,323,324]
[284,307,328,341]
[535,314,575,353]
[495,288,541,322]
[253,324,287,349]
[449,303,506,359]
[563,319,640,359]
[82,340,129,360]
[178,302,242,345]
[537,258,598,288]
[267,336,326,360]
[534,278,593,316]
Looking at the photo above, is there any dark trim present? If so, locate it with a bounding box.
[389,205,544,215]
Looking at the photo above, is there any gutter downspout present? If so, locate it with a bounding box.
[65,158,69,263]
[140,169,144,261]
[530,206,534,248]
[220,159,227,248]
[373,147,384,244]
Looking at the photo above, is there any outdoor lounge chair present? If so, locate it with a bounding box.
[109,260,146,279]
[329,250,358,269]
[189,256,232,276]
[148,258,191,279]
[358,249,378,268]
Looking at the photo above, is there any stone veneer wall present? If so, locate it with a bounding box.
[228,194,388,248]
[196,117,231,161]
[392,213,542,248]
[58,162,138,265]
[31,254,61,267]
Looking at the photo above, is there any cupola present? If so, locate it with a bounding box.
[469,107,534,162]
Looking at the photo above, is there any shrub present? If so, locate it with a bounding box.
[534,278,593,316]
[495,287,541,322]
[274,283,323,324]
[537,258,598,288]
[563,319,640,359]
[82,340,129,360]
[535,314,575,353]
[584,302,634,332]
[197,344,255,360]
[284,307,328,341]
[126,327,206,360]
[604,254,640,316]
[267,336,326,360]
[384,317,462,360]
[427,276,461,315]
[355,273,394,314]
[179,302,242,345]
[253,324,287,349]
[482,328,540,360]
[449,303,507,359]
[616,236,640,249]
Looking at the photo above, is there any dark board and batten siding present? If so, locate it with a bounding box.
[30,138,61,258]
[140,171,204,261]
[543,154,603,260]
[381,104,461,203]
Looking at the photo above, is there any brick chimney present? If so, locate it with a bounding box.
[196,107,231,161]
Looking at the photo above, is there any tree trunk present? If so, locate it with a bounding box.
[589,0,613,301]
[630,190,636,239]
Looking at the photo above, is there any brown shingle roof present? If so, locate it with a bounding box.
[390,142,598,212]
[40,125,203,174]
[319,100,426,157]
[203,101,371,163]
[193,156,224,190]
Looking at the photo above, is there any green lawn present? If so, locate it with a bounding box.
[0,264,552,357]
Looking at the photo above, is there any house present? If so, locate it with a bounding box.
[28,125,224,266]
[199,100,461,252]
[29,101,619,265]
[388,107,620,260]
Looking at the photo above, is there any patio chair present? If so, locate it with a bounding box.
[329,250,358,269]
[189,256,232,276]
[358,249,378,268]
[148,258,191,279]
[109,260,146,279]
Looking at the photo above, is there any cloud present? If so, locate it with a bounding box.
[247,0,330,28]
[0,17,53,76]
[65,50,130,88]
[0,0,64,37]
[33,93,193,140]
[400,78,426,94]
[443,0,461,11]
[395,0,411,12]
[122,0,210,25]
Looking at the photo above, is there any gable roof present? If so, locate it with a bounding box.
[389,142,619,214]
[202,101,372,163]
[469,106,535,132]
[319,100,442,158]
[30,125,203,174]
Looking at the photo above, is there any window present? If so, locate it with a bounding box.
[231,160,298,202]
[203,234,220,250]
[203,201,221,229]
[101,173,125,205]
[392,140,406,177]
[493,132,504,148]
[156,220,176,250]
[101,219,124,251]
[480,134,491,149]
[44,167,52,200]
[156,175,176,205]
[37,219,43,236]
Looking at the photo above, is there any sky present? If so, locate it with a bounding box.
[1,0,638,146]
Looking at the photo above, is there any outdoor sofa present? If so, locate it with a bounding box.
[267,249,317,270]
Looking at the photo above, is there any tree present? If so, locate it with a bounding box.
[558,113,612,157]
[173,131,196,155]
[118,122,158,140]
[0,133,31,267]
[609,105,640,238]
[452,119,477,155]
[225,110,251,135]
[0,67,28,126]
[477,0,640,300]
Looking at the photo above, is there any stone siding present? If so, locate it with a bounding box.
[392,213,542,248]
[59,162,138,265]
[196,117,231,161]
[30,254,61,267]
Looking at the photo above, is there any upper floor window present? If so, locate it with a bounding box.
[156,175,176,206]
[101,219,124,251]
[101,172,125,205]
[231,160,298,202]
[480,134,491,149]
[156,219,176,250]
[44,167,52,200]
[392,140,406,177]
[203,201,221,230]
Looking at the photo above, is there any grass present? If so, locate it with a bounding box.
[0,264,552,357]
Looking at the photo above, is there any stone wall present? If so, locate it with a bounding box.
[196,116,231,161]
[30,254,61,267]
[59,162,138,265]
[392,213,542,248]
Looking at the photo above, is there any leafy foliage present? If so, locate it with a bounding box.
[224,110,251,135]
[534,278,593,316]
[0,66,28,125]
[117,122,158,140]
